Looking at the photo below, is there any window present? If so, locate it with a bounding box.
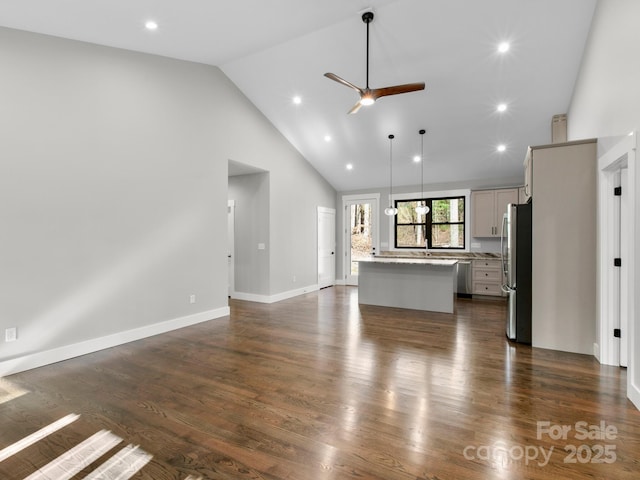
[395,196,465,249]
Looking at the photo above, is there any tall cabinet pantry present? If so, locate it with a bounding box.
[525,139,597,355]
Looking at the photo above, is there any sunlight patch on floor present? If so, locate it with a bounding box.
[0,378,29,406]
[81,443,152,480]
[0,413,79,462]
[24,429,122,480]
[0,413,155,480]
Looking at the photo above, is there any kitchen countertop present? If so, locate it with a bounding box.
[376,251,499,260]
[357,257,458,266]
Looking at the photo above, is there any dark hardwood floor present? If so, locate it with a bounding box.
[1,286,638,479]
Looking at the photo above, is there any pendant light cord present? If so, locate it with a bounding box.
[420,129,426,201]
[415,129,429,219]
[389,134,394,206]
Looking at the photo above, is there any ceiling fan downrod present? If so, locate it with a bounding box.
[363,11,374,90]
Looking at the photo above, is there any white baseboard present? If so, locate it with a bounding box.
[629,380,640,411]
[335,279,346,286]
[232,284,318,304]
[0,307,229,377]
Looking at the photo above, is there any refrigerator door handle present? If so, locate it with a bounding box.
[500,212,508,287]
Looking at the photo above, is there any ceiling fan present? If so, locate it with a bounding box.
[325,11,425,114]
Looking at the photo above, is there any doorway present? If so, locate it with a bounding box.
[597,134,636,373]
[228,200,235,297]
[343,194,379,285]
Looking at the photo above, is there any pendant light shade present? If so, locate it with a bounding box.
[415,129,430,215]
[384,206,398,215]
[384,134,398,216]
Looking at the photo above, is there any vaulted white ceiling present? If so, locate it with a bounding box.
[0,0,597,191]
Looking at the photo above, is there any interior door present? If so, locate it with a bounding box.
[317,207,336,289]
[345,198,378,285]
[227,200,235,297]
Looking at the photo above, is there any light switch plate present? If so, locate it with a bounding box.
[5,327,17,342]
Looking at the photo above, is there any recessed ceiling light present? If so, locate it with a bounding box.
[324,135,332,142]
[145,20,158,31]
[498,42,510,53]
[497,103,507,112]
[497,144,507,152]
[293,96,302,105]
[413,155,421,163]
[346,164,353,170]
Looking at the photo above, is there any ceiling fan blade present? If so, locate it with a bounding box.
[372,82,426,100]
[348,101,363,115]
[324,73,364,94]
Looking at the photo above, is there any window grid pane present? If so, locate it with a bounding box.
[394,196,465,249]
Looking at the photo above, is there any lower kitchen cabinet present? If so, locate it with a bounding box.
[472,259,503,296]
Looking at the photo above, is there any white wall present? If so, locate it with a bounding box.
[568,0,640,408]
[0,26,335,375]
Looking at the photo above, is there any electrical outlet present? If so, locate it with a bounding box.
[189,294,196,304]
[5,327,17,343]
[292,275,296,283]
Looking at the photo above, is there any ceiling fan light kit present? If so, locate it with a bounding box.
[359,96,375,106]
[324,11,425,114]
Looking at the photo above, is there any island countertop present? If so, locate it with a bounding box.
[356,257,458,267]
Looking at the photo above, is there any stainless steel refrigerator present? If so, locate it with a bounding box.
[501,202,532,343]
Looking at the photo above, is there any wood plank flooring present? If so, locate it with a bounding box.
[1,286,638,479]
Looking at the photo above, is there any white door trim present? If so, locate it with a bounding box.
[620,167,629,367]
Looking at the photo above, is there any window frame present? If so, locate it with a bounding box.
[394,195,466,250]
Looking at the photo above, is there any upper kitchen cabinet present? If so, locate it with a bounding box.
[471,188,518,237]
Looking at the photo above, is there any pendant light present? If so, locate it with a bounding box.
[384,134,398,216]
[415,129,430,215]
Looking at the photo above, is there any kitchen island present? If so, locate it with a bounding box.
[357,257,458,313]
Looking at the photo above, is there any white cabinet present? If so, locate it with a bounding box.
[472,259,503,296]
[529,139,597,355]
[471,188,518,237]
